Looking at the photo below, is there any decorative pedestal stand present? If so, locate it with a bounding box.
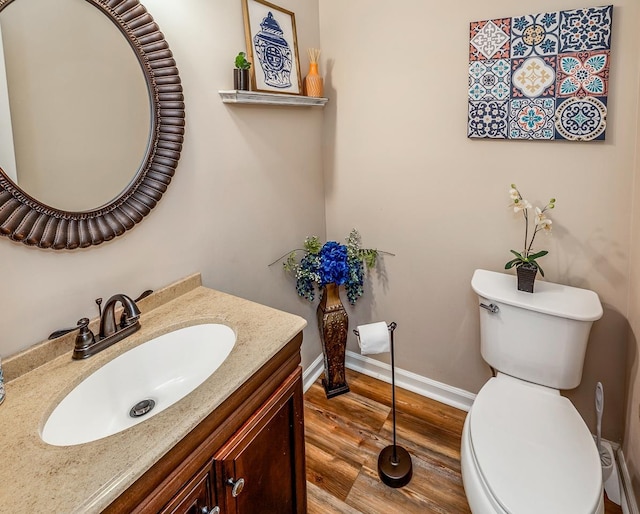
[316,283,350,398]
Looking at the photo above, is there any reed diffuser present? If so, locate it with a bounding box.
[304,48,324,98]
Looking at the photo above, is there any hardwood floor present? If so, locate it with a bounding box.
[304,369,623,514]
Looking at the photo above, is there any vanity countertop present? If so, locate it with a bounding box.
[0,274,306,513]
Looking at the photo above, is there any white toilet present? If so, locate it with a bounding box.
[462,269,605,514]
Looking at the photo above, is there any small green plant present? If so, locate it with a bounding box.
[234,51,251,70]
[504,184,556,277]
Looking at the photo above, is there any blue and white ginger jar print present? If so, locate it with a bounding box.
[253,12,292,89]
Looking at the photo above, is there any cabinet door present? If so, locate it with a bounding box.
[159,464,216,514]
[214,368,306,514]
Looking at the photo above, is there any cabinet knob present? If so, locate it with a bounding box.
[201,507,220,514]
[227,477,245,497]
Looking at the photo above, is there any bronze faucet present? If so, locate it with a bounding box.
[72,294,142,360]
[99,294,141,338]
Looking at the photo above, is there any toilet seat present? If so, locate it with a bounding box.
[467,375,603,514]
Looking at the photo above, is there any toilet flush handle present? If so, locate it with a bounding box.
[480,303,499,314]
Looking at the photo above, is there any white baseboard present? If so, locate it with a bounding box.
[303,353,325,393]
[302,351,475,411]
[617,447,639,514]
[344,350,476,412]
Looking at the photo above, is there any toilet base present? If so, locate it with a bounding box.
[378,445,413,488]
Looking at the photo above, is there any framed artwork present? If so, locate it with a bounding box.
[242,0,302,95]
[468,5,613,141]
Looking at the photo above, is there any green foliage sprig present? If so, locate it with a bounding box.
[234,52,251,70]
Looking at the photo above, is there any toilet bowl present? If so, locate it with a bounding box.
[461,374,604,514]
[464,270,604,514]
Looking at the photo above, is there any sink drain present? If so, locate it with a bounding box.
[129,399,156,418]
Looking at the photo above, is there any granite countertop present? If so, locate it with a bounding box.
[0,274,306,513]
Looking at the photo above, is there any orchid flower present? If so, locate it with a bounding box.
[504,184,556,277]
[535,207,553,231]
[512,198,531,213]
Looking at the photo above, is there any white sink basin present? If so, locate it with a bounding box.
[41,323,236,446]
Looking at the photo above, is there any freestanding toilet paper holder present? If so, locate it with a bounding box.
[353,321,413,487]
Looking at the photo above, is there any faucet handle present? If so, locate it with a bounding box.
[118,291,149,326]
[119,310,139,328]
[75,318,95,347]
[72,318,96,360]
[48,325,79,340]
[48,317,95,340]
[134,290,153,302]
[118,296,141,329]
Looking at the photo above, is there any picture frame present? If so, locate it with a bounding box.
[241,0,302,95]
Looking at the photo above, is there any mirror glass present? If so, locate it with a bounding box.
[0,0,184,250]
[0,0,150,212]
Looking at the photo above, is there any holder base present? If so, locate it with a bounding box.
[378,445,413,488]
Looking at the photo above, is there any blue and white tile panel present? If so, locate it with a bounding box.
[468,5,612,141]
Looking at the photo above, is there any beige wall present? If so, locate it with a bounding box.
[0,0,325,370]
[319,0,639,444]
[625,33,640,502]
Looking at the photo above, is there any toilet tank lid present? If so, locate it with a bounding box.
[471,269,603,321]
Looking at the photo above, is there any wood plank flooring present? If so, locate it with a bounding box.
[304,369,623,514]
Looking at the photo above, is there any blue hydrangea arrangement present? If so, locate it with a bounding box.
[284,229,378,305]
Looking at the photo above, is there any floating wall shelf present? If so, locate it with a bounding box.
[219,90,328,107]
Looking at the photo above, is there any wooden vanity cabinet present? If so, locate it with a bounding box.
[105,334,306,514]
[213,365,306,513]
[158,465,212,514]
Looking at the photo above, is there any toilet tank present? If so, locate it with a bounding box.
[471,269,603,390]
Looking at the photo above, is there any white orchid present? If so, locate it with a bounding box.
[535,207,553,231]
[509,187,531,212]
[505,184,556,277]
[512,198,532,212]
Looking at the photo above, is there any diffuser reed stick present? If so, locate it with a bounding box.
[307,47,321,63]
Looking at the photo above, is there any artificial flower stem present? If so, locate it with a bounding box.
[527,227,542,255]
[523,209,529,258]
[267,249,307,267]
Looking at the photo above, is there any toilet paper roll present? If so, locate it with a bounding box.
[356,321,390,355]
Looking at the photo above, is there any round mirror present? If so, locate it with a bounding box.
[0,0,184,249]
[0,0,151,212]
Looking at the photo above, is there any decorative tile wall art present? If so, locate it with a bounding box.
[468,5,612,141]
[242,0,302,94]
